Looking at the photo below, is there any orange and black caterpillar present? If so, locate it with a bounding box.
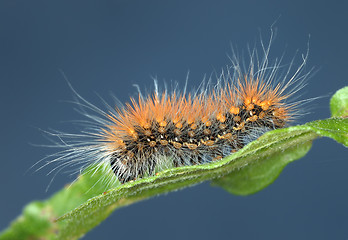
[41,34,311,185]
[106,77,294,183]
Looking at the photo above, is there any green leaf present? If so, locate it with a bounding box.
[330,86,348,118]
[212,118,347,196]
[307,118,348,147]
[56,119,346,239]
[0,167,119,240]
[211,131,314,195]
[1,86,347,240]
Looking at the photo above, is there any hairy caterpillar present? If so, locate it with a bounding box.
[41,32,312,186]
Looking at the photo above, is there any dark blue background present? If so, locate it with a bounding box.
[1,1,347,239]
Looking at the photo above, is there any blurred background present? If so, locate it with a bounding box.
[0,1,347,239]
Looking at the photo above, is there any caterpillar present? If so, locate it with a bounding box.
[41,33,312,186]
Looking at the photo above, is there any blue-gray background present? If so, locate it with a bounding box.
[1,1,347,239]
